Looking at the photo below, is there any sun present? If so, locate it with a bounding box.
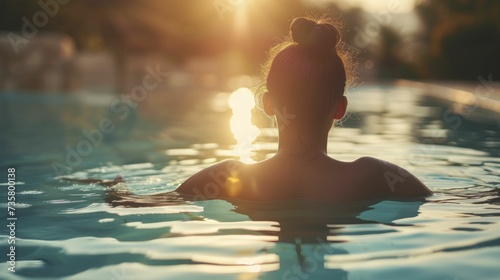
[228,87,260,163]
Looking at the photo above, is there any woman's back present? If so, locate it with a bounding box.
[177,155,431,202]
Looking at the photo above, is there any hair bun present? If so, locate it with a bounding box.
[290,17,340,52]
[291,18,317,45]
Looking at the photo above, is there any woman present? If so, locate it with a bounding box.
[175,17,431,202]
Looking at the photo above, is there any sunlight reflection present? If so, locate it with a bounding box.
[192,254,278,267]
[228,87,260,163]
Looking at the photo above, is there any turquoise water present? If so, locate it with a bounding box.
[0,85,499,279]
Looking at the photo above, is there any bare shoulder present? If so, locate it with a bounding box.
[353,156,432,198]
[176,159,244,199]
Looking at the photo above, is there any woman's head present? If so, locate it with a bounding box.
[259,17,351,129]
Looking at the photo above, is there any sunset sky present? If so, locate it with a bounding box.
[306,0,416,12]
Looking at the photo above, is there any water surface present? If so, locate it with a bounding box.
[0,85,499,279]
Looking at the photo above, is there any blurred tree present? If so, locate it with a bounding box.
[0,1,40,31]
[415,0,500,80]
[375,26,417,79]
[1,0,324,94]
[1,0,318,75]
[336,6,417,80]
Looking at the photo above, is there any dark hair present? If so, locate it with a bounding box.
[258,17,352,125]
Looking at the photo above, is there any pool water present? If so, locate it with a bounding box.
[1,85,499,280]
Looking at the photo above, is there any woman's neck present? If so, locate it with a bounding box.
[276,125,329,158]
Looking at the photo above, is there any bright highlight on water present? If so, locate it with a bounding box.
[228,87,260,163]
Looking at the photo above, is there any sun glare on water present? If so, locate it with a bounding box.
[228,87,260,163]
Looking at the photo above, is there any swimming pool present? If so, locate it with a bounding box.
[1,84,499,279]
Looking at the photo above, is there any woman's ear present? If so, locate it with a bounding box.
[334,96,348,120]
[263,91,275,116]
